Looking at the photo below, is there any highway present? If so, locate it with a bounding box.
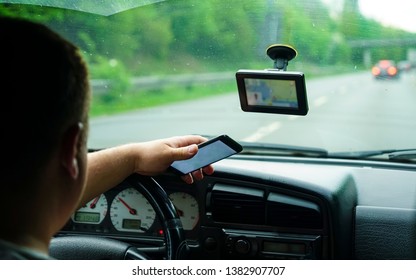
[89,70,416,153]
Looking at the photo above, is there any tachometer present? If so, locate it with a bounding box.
[110,187,156,233]
[168,192,199,230]
[72,194,108,224]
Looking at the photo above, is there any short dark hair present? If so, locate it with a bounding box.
[0,16,91,188]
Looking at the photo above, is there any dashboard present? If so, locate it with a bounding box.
[57,154,416,260]
[63,178,201,239]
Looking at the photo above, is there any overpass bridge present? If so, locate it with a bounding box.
[347,38,416,67]
[348,38,416,48]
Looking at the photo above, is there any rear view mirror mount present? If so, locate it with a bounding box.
[236,44,309,116]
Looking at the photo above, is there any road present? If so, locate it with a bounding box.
[89,71,416,153]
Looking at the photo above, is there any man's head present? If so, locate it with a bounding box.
[0,16,91,243]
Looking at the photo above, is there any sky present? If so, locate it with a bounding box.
[359,0,416,33]
[323,0,416,33]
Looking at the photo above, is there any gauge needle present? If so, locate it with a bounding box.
[175,207,184,217]
[89,196,100,209]
[118,197,137,215]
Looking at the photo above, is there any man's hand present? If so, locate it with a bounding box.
[133,135,214,183]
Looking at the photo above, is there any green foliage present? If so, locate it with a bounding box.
[166,0,262,64]
[89,57,131,104]
[1,0,414,95]
[274,0,355,66]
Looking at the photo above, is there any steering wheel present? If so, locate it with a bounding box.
[49,174,188,260]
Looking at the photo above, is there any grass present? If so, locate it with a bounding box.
[90,80,237,117]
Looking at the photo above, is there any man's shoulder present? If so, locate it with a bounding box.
[0,239,53,260]
[0,248,28,260]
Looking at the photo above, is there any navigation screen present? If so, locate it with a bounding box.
[236,70,308,115]
[244,78,299,108]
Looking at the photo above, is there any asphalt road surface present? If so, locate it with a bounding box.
[89,71,416,153]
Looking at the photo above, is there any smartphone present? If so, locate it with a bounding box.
[169,135,243,175]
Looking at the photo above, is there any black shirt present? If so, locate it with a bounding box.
[0,239,53,260]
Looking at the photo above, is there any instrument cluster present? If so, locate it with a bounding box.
[62,180,200,239]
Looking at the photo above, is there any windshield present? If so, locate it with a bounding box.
[1,0,415,158]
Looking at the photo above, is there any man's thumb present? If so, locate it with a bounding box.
[173,144,198,160]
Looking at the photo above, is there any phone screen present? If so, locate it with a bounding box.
[170,138,240,175]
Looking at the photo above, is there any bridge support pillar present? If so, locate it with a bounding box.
[363,49,371,68]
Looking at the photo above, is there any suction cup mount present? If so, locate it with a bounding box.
[266,44,297,71]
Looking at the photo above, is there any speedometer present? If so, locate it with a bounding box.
[169,192,199,230]
[72,194,108,224]
[110,187,156,233]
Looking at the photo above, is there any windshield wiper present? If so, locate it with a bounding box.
[330,149,416,163]
[388,150,416,162]
[238,142,328,158]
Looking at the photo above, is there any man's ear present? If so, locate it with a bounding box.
[61,123,83,179]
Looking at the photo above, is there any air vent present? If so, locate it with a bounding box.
[209,184,265,224]
[267,192,322,229]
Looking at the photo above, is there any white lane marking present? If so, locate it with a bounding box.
[242,121,281,142]
[314,96,328,107]
[288,115,300,120]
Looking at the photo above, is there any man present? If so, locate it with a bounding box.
[0,16,213,259]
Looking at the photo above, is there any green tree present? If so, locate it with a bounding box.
[276,0,335,64]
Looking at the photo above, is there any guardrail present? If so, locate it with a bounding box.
[91,71,235,94]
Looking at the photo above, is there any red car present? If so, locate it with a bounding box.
[371,60,399,79]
